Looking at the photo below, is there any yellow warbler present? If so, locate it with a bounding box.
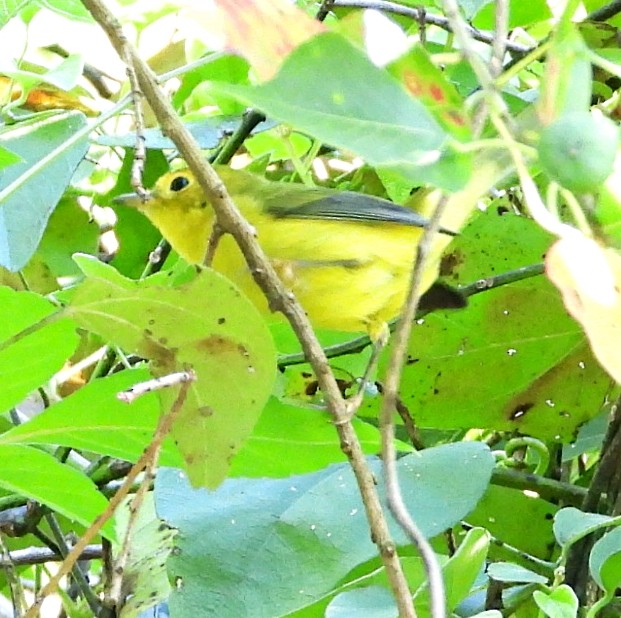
[115,165,453,340]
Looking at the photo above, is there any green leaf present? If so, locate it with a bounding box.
[442,527,490,610]
[67,255,276,488]
[387,45,472,141]
[230,397,408,477]
[114,493,175,618]
[0,144,22,168]
[109,148,168,279]
[467,485,557,560]
[473,0,552,29]
[0,369,182,467]
[0,110,90,270]
[38,0,93,22]
[210,32,471,191]
[563,411,608,461]
[487,562,548,584]
[0,287,78,412]
[414,527,490,613]
[589,525,621,594]
[245,129,312,163]
[387,443,494,538]
[35,196,99,279]
[174,54,250,116]
[0,54,84,93]
[553,507,614,548]
[156,442,493,617]
[0,444,115,541]
[0,0,30,28]
[325,587,396,618]
[537,25,592,122]
[533,585,578,618]
[97,117,265,150]
[367,209,612,440]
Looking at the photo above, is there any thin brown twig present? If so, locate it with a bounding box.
[120,45,147,198]
[0,532,27,617]
[380,196,451,618]
[315,0,335,21]
[45,513,102,615]
[375,382,425,450]
[123,54,147,197]
[490,0,509,79]
[116,370,195,403]
[0,545,103,566]
[104,429,161,611]
[80,1,416,615]
[23,373,193,618]
[203,221,225,267]
[417,6,427,47]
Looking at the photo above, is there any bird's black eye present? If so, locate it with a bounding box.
[169,176,190,192]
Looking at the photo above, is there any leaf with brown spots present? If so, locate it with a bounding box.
[387,46,472,141]
[362,210,615,441]
[66,255,276,488]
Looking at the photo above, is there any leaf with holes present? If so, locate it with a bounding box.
[66,255,276,488]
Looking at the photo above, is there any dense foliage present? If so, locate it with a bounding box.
[2,0,621,617]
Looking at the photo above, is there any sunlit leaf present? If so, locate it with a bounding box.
[66,256,276,488]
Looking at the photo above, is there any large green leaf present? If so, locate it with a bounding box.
[468,485,557,560]
[0,110,89,270]
[156,442,493,617]
[35,195,99,279]
[0,369,182,467]
[230,397,410,477]
[210,32,472,191]
[0,286,78,412]
[0,444,114,540]
[365,209,614,440]
[66,255,276,488]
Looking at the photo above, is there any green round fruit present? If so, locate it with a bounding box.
[537,111,619,194]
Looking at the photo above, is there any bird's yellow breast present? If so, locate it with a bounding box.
[128,168,440,336]
[212,215,428,334]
